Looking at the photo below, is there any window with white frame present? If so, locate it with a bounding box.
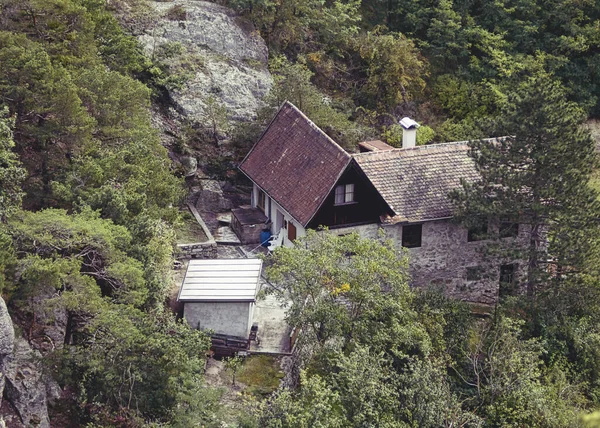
[334,184,355,205]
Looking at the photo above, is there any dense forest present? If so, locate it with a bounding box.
[0,0,600,426]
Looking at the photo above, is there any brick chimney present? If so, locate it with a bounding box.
[399,117,420,149]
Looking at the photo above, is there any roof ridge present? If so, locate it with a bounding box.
[283,101,351,160]
[352,137,502,158]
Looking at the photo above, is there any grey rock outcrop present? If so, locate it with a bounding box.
[3,339,50,428]
[0,298,14,359]
[181,155,198,177]
[195,179,234,212]
[0,297,14,413]
[139,0,273,123]
[0,297,58,428]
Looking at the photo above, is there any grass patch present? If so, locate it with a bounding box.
[238,355,284,396]
[175,210,208,243]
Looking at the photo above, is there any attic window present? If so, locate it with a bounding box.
[402,224,422,248]
[334,184,355,205]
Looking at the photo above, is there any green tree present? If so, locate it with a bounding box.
[264,57,366,149]
[225,354,243,386]
[266,230,428,356]
[452,72,600,294]
[0,108,25,221]
[255,371,345,428]
[354,29,428,111]
[453,316,581,427]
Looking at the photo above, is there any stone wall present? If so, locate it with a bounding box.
[177,242,217,259]
[184,301,253,338]
[177,203,218,259]
[328,223,380,239]
[383,219,528,305]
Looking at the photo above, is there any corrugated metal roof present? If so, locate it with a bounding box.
[178,259,262,302]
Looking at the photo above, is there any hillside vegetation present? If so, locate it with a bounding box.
[0,0,600,426]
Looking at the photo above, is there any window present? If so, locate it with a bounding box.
[402,224,422,248]
[466,267,482,281]
[334,184,355,205]
[499,218,519,238]
[467,218,488,242]
[276,210,284,231]
[257,190,266,212]
[499,263,518,297]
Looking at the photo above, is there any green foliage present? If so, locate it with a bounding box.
[225,355,243,386]
[453,316,582,427]
[4,208,218,425]
[256,371,345,428]
[264,57,366,149]
[8,208,147,306]
[383,123,436,147]
[452,72,600,293]
[260,231,478,426]
[203,95,231,143]
[237,355,283,396]
[266,231,422,354]
[354,29,428,111]
[62,309,216,424]
[0,108,25,220]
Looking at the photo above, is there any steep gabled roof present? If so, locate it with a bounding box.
[239,101,351,227]
[353,143,480,223]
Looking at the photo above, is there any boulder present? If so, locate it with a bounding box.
[139,0,273,124]
[30,288,68,354]
[181,155,198,177]
[195,179,234,212]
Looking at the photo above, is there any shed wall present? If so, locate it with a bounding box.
[184,301,253,338]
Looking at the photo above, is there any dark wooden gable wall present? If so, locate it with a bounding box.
[307,162,391,229]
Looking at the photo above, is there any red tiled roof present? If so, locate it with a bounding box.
[353,143,480,223]
[239,102,351,226]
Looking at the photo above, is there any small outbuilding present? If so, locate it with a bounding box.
[231,205,269,244]
[178,259,262,339]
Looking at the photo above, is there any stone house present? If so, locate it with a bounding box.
[238,102,524,305]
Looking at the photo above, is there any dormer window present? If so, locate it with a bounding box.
[334,184,355,205]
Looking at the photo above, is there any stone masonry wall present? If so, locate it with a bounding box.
[177,242,217,259]
[383,219,528,305]
[177,203,218,259]
[329,223,381,239]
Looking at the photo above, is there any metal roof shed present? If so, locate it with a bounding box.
[178,259,262,339]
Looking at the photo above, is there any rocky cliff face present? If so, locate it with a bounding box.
[139,0,273,124]
[0,297,54,428]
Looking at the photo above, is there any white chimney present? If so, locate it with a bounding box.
[399,117,420,149]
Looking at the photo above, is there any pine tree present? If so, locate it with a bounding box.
[452,72,600,295]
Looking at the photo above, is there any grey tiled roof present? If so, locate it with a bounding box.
[353,143,479,222]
